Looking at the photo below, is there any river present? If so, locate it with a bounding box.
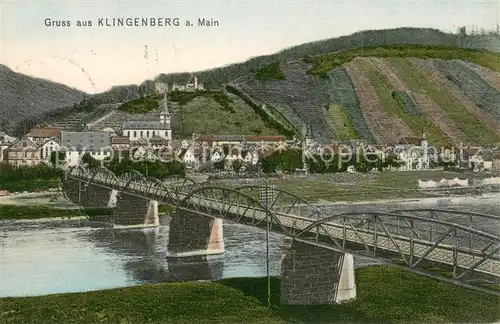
[1,194,498,298]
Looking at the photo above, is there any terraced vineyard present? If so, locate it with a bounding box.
[435,60,500,122]
[410,58,500,140]
[465,62,500,89]
[324,104,358,140]
[87,109,160,132]
[388,57,492,146]
[324,67,376,143]
[51,104,118,131]
[234,61,334,143]
[358,57,451,147]
[344,58,415,144]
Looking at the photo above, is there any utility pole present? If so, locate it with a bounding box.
[259,184,275,307]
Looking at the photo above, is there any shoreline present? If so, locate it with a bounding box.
[1,191,499,223]
[315,191,500,206]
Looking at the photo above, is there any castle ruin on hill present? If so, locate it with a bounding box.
[155,75,205,94]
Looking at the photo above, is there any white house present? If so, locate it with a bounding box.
[177,147,198,167]
[122,92,172,142]
[243,149,259,165]
[465,149,493,172]
[0,132,16,163]
[61,131,112,167]
[40,138,61,161]
[393,134,430,171]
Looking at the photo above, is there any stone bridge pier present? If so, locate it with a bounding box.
[280,238,357,305]
[114,192,159,228]
[62,178,115,208]
[167,208,224,257]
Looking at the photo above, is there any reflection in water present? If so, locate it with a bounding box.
[0,216,381,298]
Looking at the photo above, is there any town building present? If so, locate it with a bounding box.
[61,131,112,167]
[6,137,41,167]
[27,126,61,143]
[0,132,16,163]
[40,138,61,162]
[393,133,430,171]
[110,136,130,151]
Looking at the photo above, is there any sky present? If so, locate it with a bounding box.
[1,0,498,94]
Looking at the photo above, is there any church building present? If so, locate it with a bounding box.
[121,92,172,143]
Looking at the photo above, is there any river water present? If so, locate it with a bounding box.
[1,195,498,298]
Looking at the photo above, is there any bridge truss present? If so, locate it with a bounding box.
[179,185,500,293]
[67,167,500,293]
[68,166,200,203]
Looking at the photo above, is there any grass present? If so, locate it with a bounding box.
[171,93,280,138]
[356,58,451,147]
[119,95,159,114]
[0,205,113,221]
[388,57,500,146]
[307,45,500,76]
[324,104,359,140]
[225,85,300,138]
[254,170,465,202]
[255,61,285,80]
[1,265,498,323]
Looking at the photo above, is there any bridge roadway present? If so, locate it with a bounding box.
[68,172,500,281]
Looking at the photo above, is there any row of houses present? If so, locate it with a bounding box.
[2,123,500,173]
[0,124,287,169]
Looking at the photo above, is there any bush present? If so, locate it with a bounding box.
[0,163,62,192]
[118,95,159,114]
[255,61,285,80]
[262,149,302,173]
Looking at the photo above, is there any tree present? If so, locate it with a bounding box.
[231,159,244,173]
[166,160,186,177]
[214,160,225,171]
[81,152,100,170]
[50,151,66,168]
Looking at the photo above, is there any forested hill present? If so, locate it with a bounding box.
[0,65,86,134]
[153,27,500,89]
[61,27,500,109]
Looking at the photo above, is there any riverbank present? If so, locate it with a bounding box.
[0,265,498,324]
[0,205,114,221]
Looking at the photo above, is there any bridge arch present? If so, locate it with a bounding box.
[179,185,289,232]
[88,166,120,186]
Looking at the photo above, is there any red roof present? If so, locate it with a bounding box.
[111,136,130,144]
[245,135,285,142]
[27,127,61,139]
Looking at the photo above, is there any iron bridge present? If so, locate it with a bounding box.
[66,166,500,295]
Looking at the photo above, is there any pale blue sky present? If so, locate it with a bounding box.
[1,0,497,94]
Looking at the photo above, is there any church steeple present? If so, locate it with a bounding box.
[160,91,170,125]
[305,123,313,139]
